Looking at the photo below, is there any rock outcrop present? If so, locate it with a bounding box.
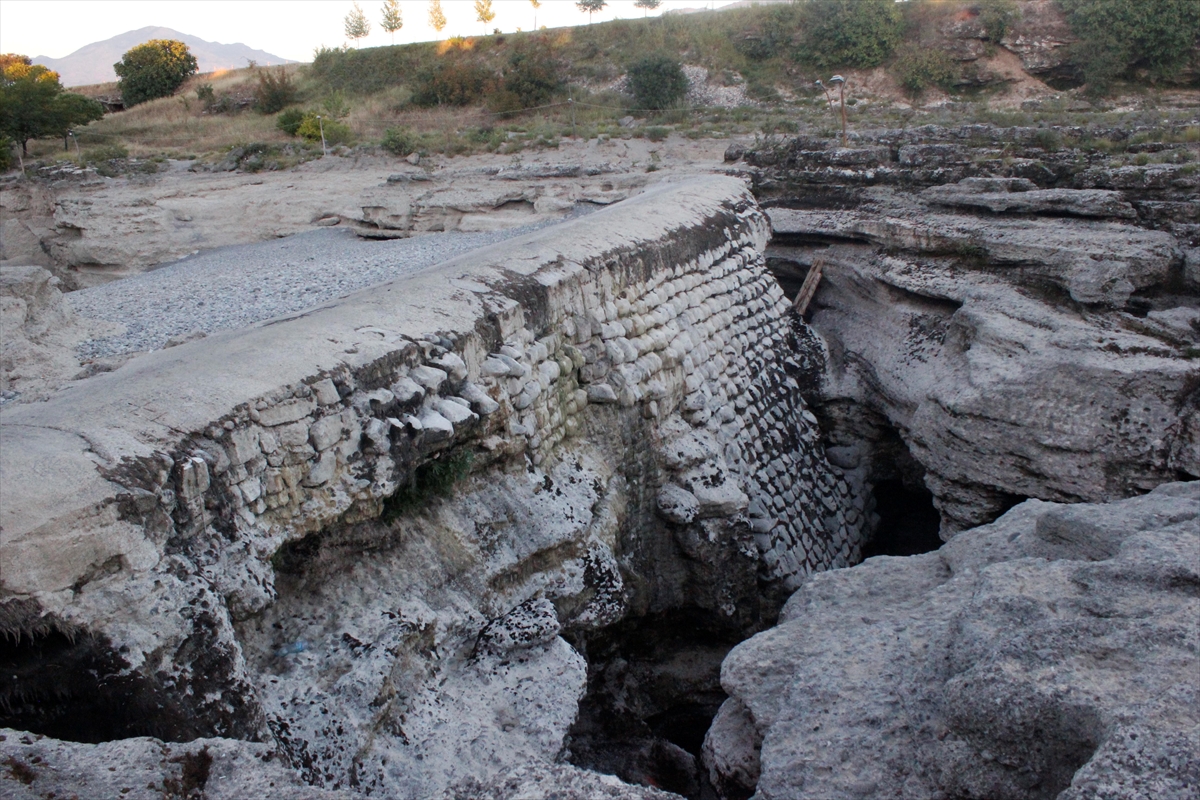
[751,123,1199,535]
[707,481,1200,800]
[0,177,864,797]
[0,265,120,404]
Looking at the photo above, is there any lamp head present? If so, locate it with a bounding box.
[829,75,845,85]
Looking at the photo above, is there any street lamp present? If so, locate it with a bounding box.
[815,76,849,147]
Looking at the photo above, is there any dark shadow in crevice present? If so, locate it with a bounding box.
[0,628,192,743]
[861,479,943,558]
[566,608,746,799]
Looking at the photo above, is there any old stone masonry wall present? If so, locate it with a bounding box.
[0,177,865,794]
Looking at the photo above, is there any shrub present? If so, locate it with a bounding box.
[1057,0,1200,91]
[296,114,353,145]
[114,39,198,107]
[276,107,306,135]
[0,135,13,171]
[978,0,1018,43]
[412,58,495,107]
[83,143,129,163]
[627,54,688,110]
[381,126,420,155]
[255,67,296,113]
[196,83,215,108]
[645,125,670,142]
[796,0,903,69]
[491,36,562,112]
[893,45,957,98]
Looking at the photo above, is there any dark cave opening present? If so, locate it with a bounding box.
[566,608,748,799]
[861,478,944,558]
[0,629,188,744]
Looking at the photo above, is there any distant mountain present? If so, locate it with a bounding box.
[33,27,294,87]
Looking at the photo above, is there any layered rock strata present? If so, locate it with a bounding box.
[746,124,1199,536]
[0,177,864,796]
[706,481,1200,800]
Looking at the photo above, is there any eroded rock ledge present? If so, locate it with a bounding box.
[707,481,1199,800]
[0,177,864,796]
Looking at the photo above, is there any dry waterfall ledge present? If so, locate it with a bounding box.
[0,176,867,796]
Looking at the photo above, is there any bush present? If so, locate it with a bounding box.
[196,83,215,108]
[114,39,198,106]
[1056,0,1200,92]
[645,125,670,142]
[893,45,957,98]
[978,0,1018,43]
[276,107,306,135]
[255,67,296,113]
[796,0,902,69]
[412,58,495,107]
[381,126,420,156]
[84,143,129,162]
[627,54,688,110]
[0,135,13,171]
[491,36,562,113]
[296,114,353,146]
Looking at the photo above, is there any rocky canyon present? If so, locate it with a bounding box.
[2,112,1198,800]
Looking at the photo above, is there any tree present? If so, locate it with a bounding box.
[345,2,371,48]
[381,0,403,44]
[1057,0,1200,91]
[796,0,902,69]
[474,0,496,33]
[429,0,447,35]
[114,39,198,107]
[627,54,688,109]
[50,92,104,150]
[634,0,662,16]
[0,59,103,154]
[530,0,541,29]
[576,0,607,24]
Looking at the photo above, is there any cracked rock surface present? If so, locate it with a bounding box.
[707,481,1200,800]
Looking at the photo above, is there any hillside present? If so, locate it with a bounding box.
[33,26,294,87]
[8,0,1200,171]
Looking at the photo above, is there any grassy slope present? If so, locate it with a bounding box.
[21,2,1200,166]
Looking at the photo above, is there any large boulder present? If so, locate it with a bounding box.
[708,481,1200,800]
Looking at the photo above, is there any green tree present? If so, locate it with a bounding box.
[797,0,902,69]
[345,2,371,48]
[0,59,104,154]
[114,39,198,107]
[634,0,662,16]
[1056,0,1200,91]
[50,92,104,150]
[381,0,403,44]
[474,0,496,33]
[576,0,607,25]
[429,0,448,35]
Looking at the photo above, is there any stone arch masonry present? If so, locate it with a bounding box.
[0,177,866,794]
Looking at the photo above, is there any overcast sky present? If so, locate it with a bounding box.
[0,1,738,62]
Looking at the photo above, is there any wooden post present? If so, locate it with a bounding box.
[792,257,824,316]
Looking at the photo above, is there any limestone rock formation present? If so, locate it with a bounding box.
[752,123,1199,536]
[707,482,1200,800]
[0,265,121,403]
[0,729,354,800]
[0,177,864,797]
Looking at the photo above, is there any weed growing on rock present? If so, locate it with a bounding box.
[383,450,475,521]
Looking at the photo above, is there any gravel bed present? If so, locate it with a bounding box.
[69,208,597,360]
